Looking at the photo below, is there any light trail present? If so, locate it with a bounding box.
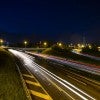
[27,52,100,75]
[9,49,96,100]
[31,62,95,100]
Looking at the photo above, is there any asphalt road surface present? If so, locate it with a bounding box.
[9,49,100,100]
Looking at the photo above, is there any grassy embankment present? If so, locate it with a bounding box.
[0,48,27,100]
[42,46,100,66]
[82,46,100,57]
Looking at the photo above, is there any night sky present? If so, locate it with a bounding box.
[0,0,100,43]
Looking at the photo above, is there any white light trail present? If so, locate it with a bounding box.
[27,52,100,75]
[9,49,96,100]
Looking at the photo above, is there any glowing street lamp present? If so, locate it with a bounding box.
[43,42,47,47]
[81,44,85,48]
[58,43,62,47]
[98,47,100,51]
[24,41,27,48]
[88,44,92,49]
[77,44,81,47]
[44,42,47,46]
[0,39,3,46]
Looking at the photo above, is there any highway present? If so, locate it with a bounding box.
[26,52,100,76]
[9,49,100,100]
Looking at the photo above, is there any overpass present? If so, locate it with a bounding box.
[3,46,47,52]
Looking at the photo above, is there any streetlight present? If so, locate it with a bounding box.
[0,39,3,46]
[58,43,62,47]
[88,44,92,49]
[77,44,81,48]
[43,42,47,47]
[24,41,27,48]
[44,42,47,46]
[81,44,85,48]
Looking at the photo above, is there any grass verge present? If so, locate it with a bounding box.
[0,48,27,100]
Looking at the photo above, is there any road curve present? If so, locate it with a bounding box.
[9,49,99,100]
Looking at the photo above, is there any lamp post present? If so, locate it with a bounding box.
[58,43,62,47]
[0,39,3,46]
[24,41,27,48]
[43,42,47,47]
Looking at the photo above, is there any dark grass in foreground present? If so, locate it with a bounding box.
[42,46,100,66]
[0,48,27,100]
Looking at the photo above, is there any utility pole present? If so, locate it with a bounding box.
[83,33,86,46]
